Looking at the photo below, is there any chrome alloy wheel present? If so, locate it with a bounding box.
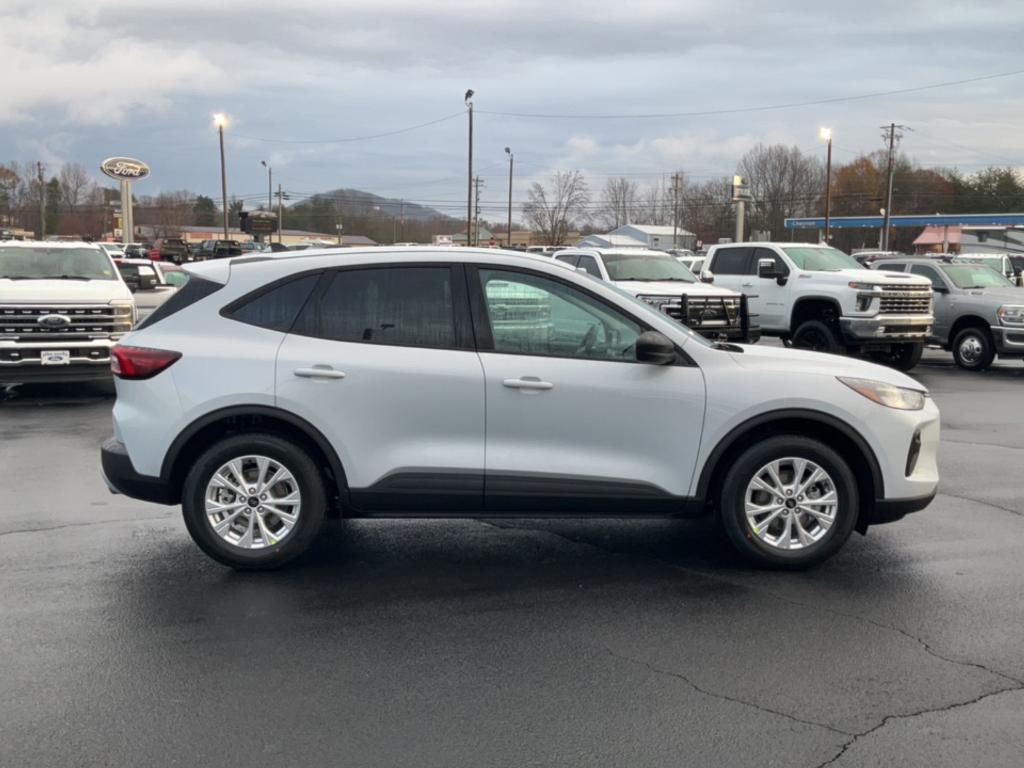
[744,457,838,550]
[204,455,301,550]
[958,334,984,364]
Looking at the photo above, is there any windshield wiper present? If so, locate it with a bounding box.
[55,275,92,280]
[712,341,744,352]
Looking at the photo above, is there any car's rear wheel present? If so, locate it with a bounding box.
[718,436,858,569]
[182,433,326,569]
[951,327,995,371]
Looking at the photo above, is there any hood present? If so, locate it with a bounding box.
[0,278,133,304]
[960,287,1024,303]
[613,279,738,298]
[800,268,930,286]
[730,343,925,391]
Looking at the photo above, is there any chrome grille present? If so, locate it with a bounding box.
[0,305,133,341]
[878,284,932,315]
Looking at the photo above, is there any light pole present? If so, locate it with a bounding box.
[465,89,474,247]
[505,146,513,248]
[819,127,833,243]
[213,113,229,240]
[260,160,272,211]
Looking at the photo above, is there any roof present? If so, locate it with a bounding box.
[614,224,697,237]
[914,225,962,246]
[575,233,647,248]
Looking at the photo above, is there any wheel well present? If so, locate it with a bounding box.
[948,315,991,347]
[700,416,879,533]
[165,410,346,512]
[791,298,842,329]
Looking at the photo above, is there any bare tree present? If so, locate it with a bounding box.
[136,190,196,238]
[737,144,824,239]
[635,178,673,225]
[522,170,590,245]
[596,177,639,229]
[680,177,734,246]
[58,163,93,213]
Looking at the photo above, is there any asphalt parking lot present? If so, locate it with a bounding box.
[2,350,1023,768]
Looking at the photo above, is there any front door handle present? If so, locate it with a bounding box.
[294,365,346,380]
[503,377,553,391]
[741,282,754,287]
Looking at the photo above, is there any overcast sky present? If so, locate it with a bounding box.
[3,0,1024,218]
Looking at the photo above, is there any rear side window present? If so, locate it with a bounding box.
[710,247,753,274]
[228,273,320,332]
[300,267,456,348]
[136,275,224,329]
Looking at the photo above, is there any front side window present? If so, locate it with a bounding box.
[230,273,320,332]
[601,252,697,282]
[782,246,862,271]
[0,246,116,280]
[710,247,753,275]
[479,269,642,362]
[311,267,456,348]
[909,264,946,289]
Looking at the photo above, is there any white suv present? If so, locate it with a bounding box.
[101,248,940,570]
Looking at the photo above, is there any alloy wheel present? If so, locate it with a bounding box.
[744,457,838,550]
[204,455,301,550]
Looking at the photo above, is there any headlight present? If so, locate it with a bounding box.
[838,377,926,410]
[847,282,881,291]
[997,305,1024,326]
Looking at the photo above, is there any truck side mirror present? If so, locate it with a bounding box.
[757,258,778,279]
[700,271,715,284]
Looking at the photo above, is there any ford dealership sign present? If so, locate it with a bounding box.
[100,157,150,181]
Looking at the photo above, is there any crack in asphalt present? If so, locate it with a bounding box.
[942,437,1024,451]
[0,513,174,539]
[812,686,1024,768]
[936,490,1022,517]
[599,645,856,737]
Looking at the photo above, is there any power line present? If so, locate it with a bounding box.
[229,111,466,144]
[476,68,1024,120]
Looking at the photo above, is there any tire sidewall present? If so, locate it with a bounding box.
[792,320,841,354]
[719,436,859,569]
[182,433,326,569]
[952,328,993,371]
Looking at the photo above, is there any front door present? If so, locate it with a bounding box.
[469,266,706,512]
[748,247,791,329]
[909,263,953,343]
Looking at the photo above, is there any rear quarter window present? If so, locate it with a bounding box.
[225,273,321,332]
[136,275,225,329]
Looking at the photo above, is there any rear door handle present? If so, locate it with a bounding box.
[294,365,346,380]
[503,377,553,391]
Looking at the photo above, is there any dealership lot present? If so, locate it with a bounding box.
[1,350,1023,768]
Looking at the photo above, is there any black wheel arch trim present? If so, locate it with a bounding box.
[790,296,843,328]
[694,408,884,503]
[160,404,349,495]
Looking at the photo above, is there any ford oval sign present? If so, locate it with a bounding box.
[100,157,150,181]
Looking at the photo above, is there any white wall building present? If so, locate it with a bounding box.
[608,224,697,251]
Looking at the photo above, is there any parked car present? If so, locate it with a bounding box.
[196,239,243,259]
[0,241,135,383]
[525,245,561,256]
[113,258,181,320]
[97,242,126,259]
[151,238,190,264]
[551,248,759,343]
[154,261,190,288]
[676,255,706,274]
[872,257,1024,370]
[955,253,1022,287]
[705,243,934,370]
[101,247,939,571]
[123,243,151,260]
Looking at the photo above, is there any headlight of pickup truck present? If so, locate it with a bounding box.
[109,300,136,331]
[848,282,881,312]
[838,377,926,410]
[997,305,1024,326]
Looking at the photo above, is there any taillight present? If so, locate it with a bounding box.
[111,345,181,379]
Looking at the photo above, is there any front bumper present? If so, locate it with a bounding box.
[991,325,1024,357]
[101,438,178,505]
[839,314,933,341]
[0,339,116,383]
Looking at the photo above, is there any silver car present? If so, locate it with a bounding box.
[874,257,1024,370]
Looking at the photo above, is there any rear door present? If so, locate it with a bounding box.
[707,246,753,295]
[275,264,485,511]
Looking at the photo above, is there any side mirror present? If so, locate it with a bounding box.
[636,331,676,365]
[700,271,715,284]
[757,258,779,279]
[139,275,158,291]
[123,275,140,293]
[932,285,949,294]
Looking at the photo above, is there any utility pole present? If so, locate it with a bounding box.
[214,114,229,240]
[819,128,833,243]
[465,89,474,247]
[473,176,484,246]
[671,172,683,249]
[505,147,514,248]
[880,122,908,251]
[400,199,405,242]
[36,161,46,239]
[276,184,284,243]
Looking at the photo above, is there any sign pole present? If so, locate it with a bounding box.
[120,179,133,243]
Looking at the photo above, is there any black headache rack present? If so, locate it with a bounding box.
[638,292,760,343]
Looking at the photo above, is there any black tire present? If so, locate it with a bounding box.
[718,436,859,569]
[182,433,326,569]
[951,326,995,371]
[870,342,924,372]
[791,320,843,354]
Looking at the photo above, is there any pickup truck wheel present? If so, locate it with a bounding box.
[182,433,326,570]
[872,342,924,372]
[718,436,858,569]
[791,320,842,354]
[952,327,995,371]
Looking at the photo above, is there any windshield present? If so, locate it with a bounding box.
[602,252,697,282]
[0,246,117,280]
[782,246,862,271]
[957,255,1007,274]
[941,264,1014,289]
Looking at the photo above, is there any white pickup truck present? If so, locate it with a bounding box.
[0,240,136,383]
[706,243,933,370]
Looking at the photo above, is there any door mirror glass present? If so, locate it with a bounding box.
[635,331,676,365]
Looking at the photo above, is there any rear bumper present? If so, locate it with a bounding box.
[840,314,933,342]
[101,437,178,505]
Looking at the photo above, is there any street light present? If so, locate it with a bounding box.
[819,126,833,243]
[465,89,474,247]
[260,160,272,211]
[504,146,513,248]
[213,113,229,240]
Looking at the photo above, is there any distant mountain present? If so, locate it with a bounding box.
[301,188,453,223]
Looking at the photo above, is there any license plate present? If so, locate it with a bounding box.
[41,350,71,366]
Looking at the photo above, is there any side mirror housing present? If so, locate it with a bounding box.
[700,271,715,284]
[636,331,676,365]
[123,275,140,293]
[932,285,949,294]
[757,258,779,279]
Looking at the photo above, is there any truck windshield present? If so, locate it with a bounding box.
[602,253,697,282]
[0,247,116,280]
[782,246,862,272]
[940,264,1014,289]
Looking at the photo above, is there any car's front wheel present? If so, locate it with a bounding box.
[951,326,995,371]
[182,433,326,569]
[718,436,859,569]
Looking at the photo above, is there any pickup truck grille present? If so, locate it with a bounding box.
[637,294,742,328]
[0,305,133,342]
[878,284,932,315]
